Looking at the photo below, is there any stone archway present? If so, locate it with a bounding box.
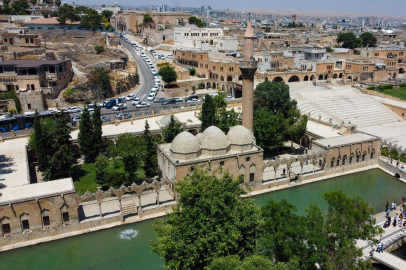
[400,68,405,74]
[318,75,323,80]
[393,73,397,79]
[310,75,316,81]
[227,76,232,82]
[304,75,309,81]
[333,73,338,79]
[324,74,329,80]
[238,75,243,81]
[339,73,343,78]
[212,82,217,89]
[301,135,309,148]
[288,75,300,82]
[220,75,224,81]
[206,82,211,89]
[273,76,284,82]
[347,76,352,81]
[265,77,269,82]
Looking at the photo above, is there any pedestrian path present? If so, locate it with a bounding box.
[372,251,406,270]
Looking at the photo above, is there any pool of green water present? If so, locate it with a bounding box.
[1,169,405,270]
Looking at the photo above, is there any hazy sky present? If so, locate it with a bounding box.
[74,0,404,17]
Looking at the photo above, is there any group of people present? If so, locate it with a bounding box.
[390,158,405,170]
[370,242,385,256]
[384,198,406,230]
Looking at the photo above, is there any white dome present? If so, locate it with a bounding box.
[227,125,253,145]
[196,133,204,144]
[170,131,200,154]
[201,126,230,150]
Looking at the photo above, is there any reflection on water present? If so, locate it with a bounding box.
[119,229,138,240]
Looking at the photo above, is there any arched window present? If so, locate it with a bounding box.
[342,155,347,165]
[336,156,341,166]
[362,152,366,161]
[356,153,360,162]
[31,84,35,91]
[349,153,354,164]
[370,149,375,159]
[331,157,335,168]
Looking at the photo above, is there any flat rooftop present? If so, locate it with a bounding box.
[313,133,377,148]
[0,178,75,205]
[0,137,29,189]
[306,120,341,139]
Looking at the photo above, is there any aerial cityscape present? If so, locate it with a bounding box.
[1,1,406,269]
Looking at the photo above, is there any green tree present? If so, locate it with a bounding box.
[89,67,112,98]
[78,107,93,160]
[94,45,105,54]
[94,153,109,186]
[115,133,142,183]
[101,10,113,20]
[54,0,61,7]
[143,120,158,178]
[162,115,184,143]
[91,103,103,160]
[360,32,377,47]
[158,65,178,86]
[254,81,297,117]
[200,94,216,131]
[336,32,360,49]
[286,110,308,151]
[80,9,101,32]
[208,255,298,270]
[32,111,48,171]
[188,16,205,27]
[151,168,260,270]
[9,1,29,15]
[143,13,154,27]
[57,4,76,24]
[253,109,285,153]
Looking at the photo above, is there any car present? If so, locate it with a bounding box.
[136,102,151,108]
[72,116,81,122]
[67,107,81,113]
[147,93,155,101]
[126,94,136,101]
[163,98,176,105]
[174,97,183,102]
[132,98,141,105]
[154,97,166,103]
[154,78,160,83]
[115,113,132,120]
[186,95,199,101]
[112,103,127,111]
[101,116,111,122]
[85,104,95,109]
[187,98,200,103]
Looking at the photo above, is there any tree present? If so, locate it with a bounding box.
[9,1,29,15]
[57,4,76,24]
[143,120,158,178]
[200,94,216,131]
[32,111,48,171]
[115,133,141,183]
[94,45,105,54]
[286,110,308,151]
[158,65,177,86]
[188,16,205,27]
[162,115,184,143]
[94,154,109,186]
[253,109,285,154]
[254,81,297,117]
[91,103,103,160]
[101,10,113,20]
[151,168,260,270]
[54,0,61,7]
[360,32,377,47]
[78,107,93,160]
[143,14,154,27]
[30,0,37,7]
[80,9,101,33]
[208,255,298,270]
[89,67,112,98]
[336,32,360,49]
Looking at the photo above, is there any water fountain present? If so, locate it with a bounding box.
[119,229,138,240]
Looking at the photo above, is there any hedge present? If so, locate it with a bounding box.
[378,84,393,90]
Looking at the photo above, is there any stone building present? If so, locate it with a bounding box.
[0,179,79,241]
[1,32,41,48]
[157,125,264,185]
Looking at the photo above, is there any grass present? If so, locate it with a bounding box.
[373,87,406,101]
[71,160,146,195]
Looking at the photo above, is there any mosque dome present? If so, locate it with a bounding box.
[201,126,230,152]
[170,131,200,159]
[227,125,253,146]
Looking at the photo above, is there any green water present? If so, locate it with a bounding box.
[1,169,406,270]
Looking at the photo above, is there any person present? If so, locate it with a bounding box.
[386,201,389,212]
[402,165,405,170]
[402,221,406,232]
[391,201,394,211]
[394,214,398,227]
[395,201,397,210]
[370,246,375,257]
[282,168,286,176]
[380,243,384,253]
[391,158,393,164]
[397,161,399,167]
[386,209,390,218]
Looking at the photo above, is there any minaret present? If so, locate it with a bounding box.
[239,22,258,132]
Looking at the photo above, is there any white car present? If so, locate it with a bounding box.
[147,93,155,101]
[126,94,136,101]
[136,102,151,108]
[187,98,200,103]
[112,103,127,111]
[67,107,81,113]
[174,97,183,102]
[132,98,141,105]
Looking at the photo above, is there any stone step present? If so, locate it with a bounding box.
[122,204,137,215]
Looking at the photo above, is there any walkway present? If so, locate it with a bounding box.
[373,252,406,270]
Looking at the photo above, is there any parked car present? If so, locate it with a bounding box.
[163,98,176,105]
[187,98,200,103]
[132,98,141,105]
[136,102,151,108]
[186,95,199,101]
[72,116,81,122]
[67,107,81,113]
[101,116,111,122]
[112,103,127,111]
[147,93,155,101]
[115,113,132,120]
[154,97,166,103]
[126,94,136,101]
[174,97,183,102]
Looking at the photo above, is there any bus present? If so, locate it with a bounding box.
[0,111,55,133]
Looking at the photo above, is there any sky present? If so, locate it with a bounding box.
[74,0,405,18]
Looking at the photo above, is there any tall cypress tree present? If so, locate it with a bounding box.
[78,107,93,160]
[91,103,103,161]
[33,110,48,171]
[162,115,184,143]
[200,94,215,131]
[144,120,157,178]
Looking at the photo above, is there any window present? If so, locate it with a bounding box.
[22,220,30,231]
[362,154,366,161]
[220,161,224,167]
[249,173,255,182]
[213,66,216,71]
[190,166,195,172]
[43,216,50,227]
[246,157,250,162]
[2,223,11,235]
[349,156,353,164]
[370,152,374,159]
[342,156,347,165]
[30,38,34,43]
[336,159,340,166]
[62,212,70,223]
[229,67,234,72]
[356,155,360,162]
[331,158,335,168]
[27,104,31,109]
[220,67,223,71]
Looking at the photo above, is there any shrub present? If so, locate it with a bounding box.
[367,86,376,90]
[94,45,105,54]
[189,68,196,76]
[400,83,406,88]
[378,84,393,90]
[8,108,16,114]
[157,62,169,68]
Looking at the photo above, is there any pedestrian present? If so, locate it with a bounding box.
[394,214,398,227]
[386,201,389,212]
[370,246,375,257]
[397,161,399,167]
[380,243,384,253]
[282,168,286,176]
[386,209,390,218]
[402,221,406,232]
